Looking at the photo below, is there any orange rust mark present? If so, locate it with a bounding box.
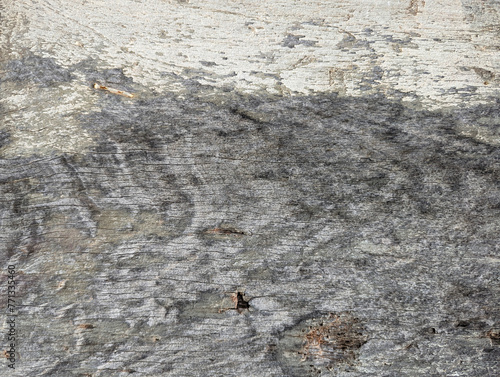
[93,83,134,98]
[486,329,500,345]
[77,324,95,329]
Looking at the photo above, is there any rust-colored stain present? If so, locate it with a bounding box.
[486,329,500,345]
[93,83,134,98]
[408,0,425,15]
[298,312,367,369]
[77,324,95,329]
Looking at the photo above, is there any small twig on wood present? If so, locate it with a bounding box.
[93,83,134,98]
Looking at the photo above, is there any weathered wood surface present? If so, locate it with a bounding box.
[1,1,499,376]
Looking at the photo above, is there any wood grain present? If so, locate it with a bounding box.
[0,1,499,376]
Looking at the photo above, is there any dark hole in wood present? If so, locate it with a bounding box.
[236,292,250,310]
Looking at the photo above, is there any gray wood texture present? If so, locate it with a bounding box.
[1,1,499,376]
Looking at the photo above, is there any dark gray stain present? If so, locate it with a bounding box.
[472,67,495,81]
[200,60,217,67]
[337,32,376,52]
[71,59,136,91]
[2,55,74,87]
[461,0,500,33]
[1,58,499,375]
[65,89,500,259]
[0,129,10,148]
[282,34,318,48]
[336,32,357,49]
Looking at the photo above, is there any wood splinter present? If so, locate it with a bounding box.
[93,83,134,98]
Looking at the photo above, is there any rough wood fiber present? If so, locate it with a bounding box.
[0,1,499,376]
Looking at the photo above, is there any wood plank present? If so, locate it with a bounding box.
[1,1,499,376]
